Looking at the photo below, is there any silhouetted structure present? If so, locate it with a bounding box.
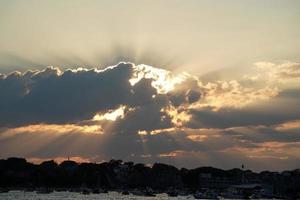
[0,157,299,198]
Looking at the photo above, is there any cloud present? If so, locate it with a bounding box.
[0,63,132,126]
[0,63,196,127]
[0,124,103,138]
[251,61,300,83]
[0,61,300,171]
[0,62,286,127]
[195,80,278,109]
[1,120,299,171]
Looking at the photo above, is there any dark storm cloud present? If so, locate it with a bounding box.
[0,63,157,127]
[1,61,300,131]
[110,100,172,134]
[0,62,203,128]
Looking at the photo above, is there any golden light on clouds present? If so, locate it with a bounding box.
[137,130,148,136]
[275,120,300,131]
[158,150,184,158]
[0,124,103,138]
[137,128,177,136]
[150,127,177,135]
[255,62,300,82]
[93,105,127,121]
[222,141,300,160]
[129,64,188,94]
[195,80,279,110]
[187,135,208,142]
[162,106,191,127]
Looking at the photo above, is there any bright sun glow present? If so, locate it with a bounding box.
[93,105,127,121]
[162,106,192,127]
[129,64,188,94]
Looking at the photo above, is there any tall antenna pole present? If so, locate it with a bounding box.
[241,164,245,184]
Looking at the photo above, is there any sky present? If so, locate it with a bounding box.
[0,0,300,171]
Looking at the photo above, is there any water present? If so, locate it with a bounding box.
[0,191,195,200]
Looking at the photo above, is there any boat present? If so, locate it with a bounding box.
[0,188,9,193]
[100,188,108,193]
[131,189,144,196]
[92,188,100,194]
[220,183,263,199]
[193,191,218,199]
[167,190,178,197]
[36,188,53,194]
[122,190,130,195]
[219,192,244,199]
[82,188,91,195]
[144,187,156,197]
[24,188,35,192]
[130,188,155,197]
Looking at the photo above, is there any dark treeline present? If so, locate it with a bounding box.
[0,157,299,197]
